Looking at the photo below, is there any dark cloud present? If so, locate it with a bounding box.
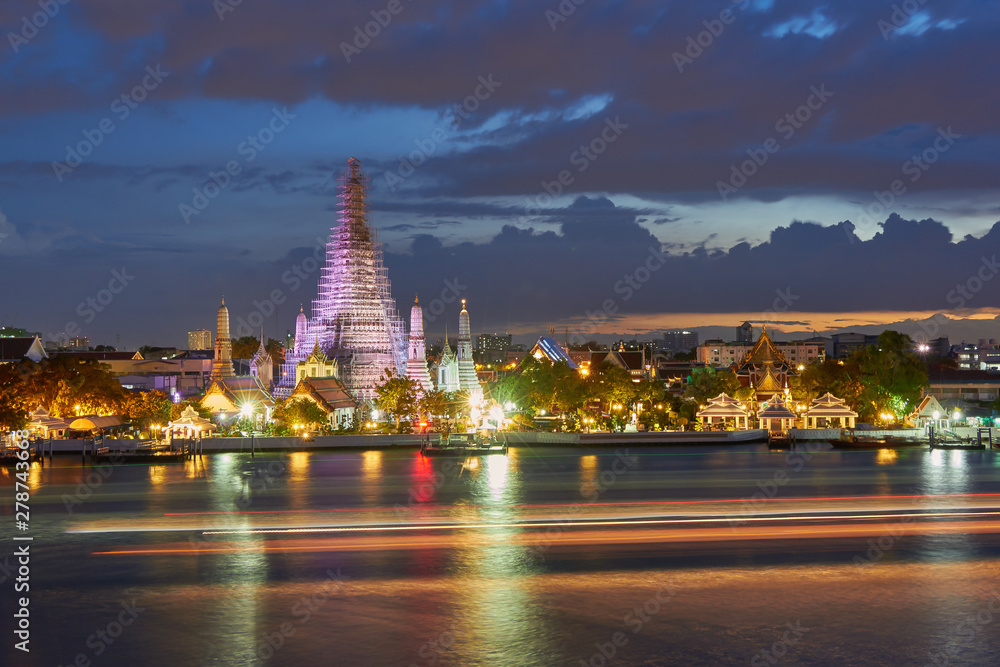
[385,207,1000,332]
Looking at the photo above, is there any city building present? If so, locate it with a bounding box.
[277,158,407,403]
[736,321,753,344]
[48,349,213,396]
[830,332,879,358]
[924,366,1000,403]
[661,330,699,356]
[697,338,823,368]
[476,332,512,366]
[954,340,1000,370]
[803,336,834,358]
[67,335,89,350]
[187,329,212,350]
[406,296,434,393]
[211,298,235,380]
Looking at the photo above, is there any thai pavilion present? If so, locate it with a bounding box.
[163,405,217,440]
[696,393,750,429]
[757,399,798,433]
[803,393,858,428]
[907,395,949,428]
[735,328,793,405]
[27,406,70,438]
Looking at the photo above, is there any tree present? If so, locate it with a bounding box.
[374,370,419,432]
[683,366,740,406]
[123,391,172,434]
[417,390,449,421]
[275,398,328,432]
[854,331,927,422]
[0,364,30,430]
[232,336,259,359]
[265,338,285,365]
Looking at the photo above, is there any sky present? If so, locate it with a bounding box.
[1,0,999,349]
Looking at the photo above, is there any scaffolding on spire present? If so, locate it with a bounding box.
[276,158,407,403]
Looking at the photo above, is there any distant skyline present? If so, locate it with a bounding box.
[2,1,998,348]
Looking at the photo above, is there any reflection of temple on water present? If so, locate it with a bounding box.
[360,450,383,505]
[579,454,598,498]
[915,449,979,562]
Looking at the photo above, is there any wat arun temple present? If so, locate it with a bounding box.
[273,157,477,403]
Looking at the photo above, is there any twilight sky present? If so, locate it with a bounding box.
[1,0,999,349]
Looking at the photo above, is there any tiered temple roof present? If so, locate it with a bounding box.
[696,393,749,419]
[805,392,858,419]
[735,328,792,403]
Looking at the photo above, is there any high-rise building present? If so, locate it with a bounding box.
[276,158,407,402]
[476,333,511,365]
[662,330,699,355]
[736,321,754,344]
[67,335,89,350]
[188,329,212,350]
[406,296,434,393]
[211,298,234,379]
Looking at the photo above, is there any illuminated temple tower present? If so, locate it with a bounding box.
[277,158,406,402]
[211,297,234,380]
[456,299,480,396]
[406,296,434,393]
